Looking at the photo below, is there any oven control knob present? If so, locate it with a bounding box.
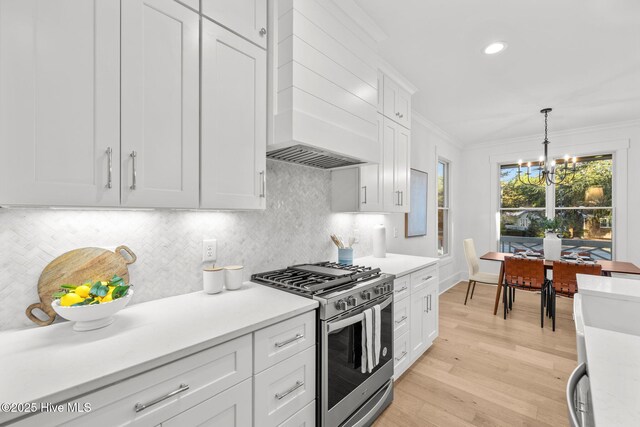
[385,284,392,293]
[335,299,347,310]
[361,290,372,300]
[347,296,357,306]
[374,286,382,295]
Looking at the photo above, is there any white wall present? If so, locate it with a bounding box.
[460,120,640,276]
[384,114,465,292]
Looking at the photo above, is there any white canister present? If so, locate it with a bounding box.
[373,224,386,258]
[224,265,244,290]
[203,267,224,294]
[543,232,562,261]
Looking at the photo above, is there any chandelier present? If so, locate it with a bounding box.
[517,108,576,186]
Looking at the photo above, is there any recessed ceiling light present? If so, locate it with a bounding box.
[484,41,507,55]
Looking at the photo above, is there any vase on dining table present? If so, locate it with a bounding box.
[543,231,562,260]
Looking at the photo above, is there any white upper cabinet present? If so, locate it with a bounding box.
[0,0,120,207]
[382,118,410,213]
[201,19,267,210]
[202,0,267,49]
[120,0,200,208]
[330,114,384,212]
[382,75,411,129]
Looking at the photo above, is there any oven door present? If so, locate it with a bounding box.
[321,294,394,427]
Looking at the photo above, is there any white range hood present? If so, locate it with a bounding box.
[269,0,381,169]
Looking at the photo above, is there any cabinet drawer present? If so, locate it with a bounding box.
[162,378,252,426]
[393,275,410,302]
[393,296,410,338]
[20,335,253,427]
[278,400,315,427]
[254,346,316,427]
[254,311,316,373]
[411,265,438,292]
[393,331,411,379]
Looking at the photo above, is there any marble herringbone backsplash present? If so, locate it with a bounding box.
[0,160,383,331]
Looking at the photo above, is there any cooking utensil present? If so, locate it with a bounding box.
[26,246,137,326]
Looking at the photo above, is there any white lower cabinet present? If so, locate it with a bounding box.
[278,401,315,427]
[392,264,439,378]
[393,331,411,379]
[254,346,316,427]
[12,312,316,427]
[161,378,252,427]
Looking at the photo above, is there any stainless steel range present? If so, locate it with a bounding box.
[252,262,395,427]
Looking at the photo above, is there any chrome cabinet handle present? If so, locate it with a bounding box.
[275,333,304,348]
[395,286,408,294]
[428,295,432,311]
[421,275,433,282]
[395,351,407,361]
[395,315,407,324]
[106,147,113,189]
[399,113,404,118]
[259,170,266,198]
[400,191,403,206]
[362,186,367,204]
[259,27,267,36]
[275,381,304,400]
[134,384,189,413]
[130,151,137,190]
[395,112,400,117]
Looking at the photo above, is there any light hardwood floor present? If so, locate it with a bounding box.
[374,281,577,427]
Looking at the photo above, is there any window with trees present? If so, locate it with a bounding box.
[499,154,613,259]
[438,160,450,256]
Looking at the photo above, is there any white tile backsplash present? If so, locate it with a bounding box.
[0,160,383,331]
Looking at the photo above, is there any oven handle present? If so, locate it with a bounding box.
[327,296,392,333]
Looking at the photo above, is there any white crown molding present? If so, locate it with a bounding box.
[330,0,388,43]
[466,118,640,151]
[378,57,418,95]
[412,111,463,150]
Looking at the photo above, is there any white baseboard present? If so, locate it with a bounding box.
[439,270,465,294]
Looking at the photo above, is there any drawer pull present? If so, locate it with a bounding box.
[134,383,189,413]
[275,380,304,400]
[421,275,433,282]
[395,351,407,361]
[395,286,408,294]
[275,333,304,348]
[395,315,407,324]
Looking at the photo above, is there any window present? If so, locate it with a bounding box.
[499,154,613,259]
[437,160,450,256]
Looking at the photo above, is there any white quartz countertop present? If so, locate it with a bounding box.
[577,273,640,302]
[584,326,640,426]
[0,283,317,422]
[354,253,438,277]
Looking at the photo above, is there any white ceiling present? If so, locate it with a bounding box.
[354,0,640,145]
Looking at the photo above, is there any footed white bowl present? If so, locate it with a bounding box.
[52,290,134,331]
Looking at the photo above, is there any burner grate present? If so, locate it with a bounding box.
[251,262,381,295]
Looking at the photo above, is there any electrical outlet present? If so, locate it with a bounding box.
[202,239,217,262]
[393,227,398,238]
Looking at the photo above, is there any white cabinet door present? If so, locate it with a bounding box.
[395,125,410,213]
[426,281,439,343]
[410,288,429,359]
[201,18,267,210]
[0,0,120,207]
[161,379,252,427]
[121,0,199,208]
[382,118,410,213]
[359,113,384,212]
[202,0,267,48]
[382,75,410,128]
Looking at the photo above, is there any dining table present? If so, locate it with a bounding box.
[480,251,640,315]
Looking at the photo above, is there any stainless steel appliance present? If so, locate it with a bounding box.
[252,262,395,427]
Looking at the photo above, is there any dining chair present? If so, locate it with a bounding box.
[463,239,500,305]
[549,261,602,331]
[503,257,547,325]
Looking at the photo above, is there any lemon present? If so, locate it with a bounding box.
[102,294,113,303]
[60,293,84,306]
[75,285,91,298]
